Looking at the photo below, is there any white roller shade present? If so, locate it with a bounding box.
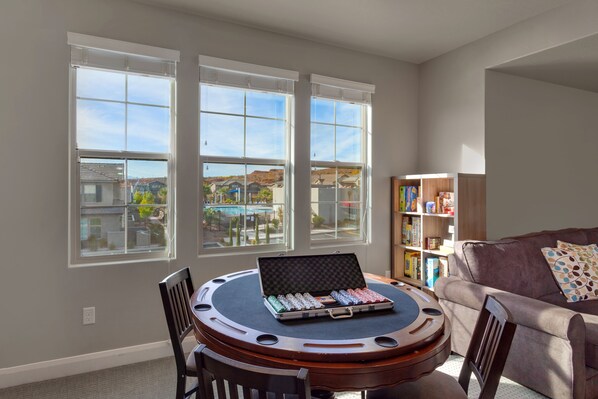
[199,55,298,94]
[68,32,179,77]
[311,74,375,104]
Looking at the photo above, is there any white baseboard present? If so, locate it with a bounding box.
[0,336,197,390]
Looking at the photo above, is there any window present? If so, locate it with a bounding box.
[68,33,179,264]
[199,56,298,252]
[310,74,374,243]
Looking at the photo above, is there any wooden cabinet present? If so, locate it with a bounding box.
[391,173,486,288]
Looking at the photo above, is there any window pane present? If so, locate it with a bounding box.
[200,85,244,115]
[77,68,125,101]
[127,104,170,153]
[246,118,285,159]
[310,123,334,161]
[337,202,361,239]
[246,91,286,119]
[311,167,337,202]
[80,159,126,206]
[128,75,170,106]
[247,164,284,205]
[202,206,236,249]
[203,163,245,204]
[336,126,361,162]
[200,113,244,157]
[311,97,334,124]
[77,100,125,151]
[268,205,285,244]
[127,205,167,252]
[80,208,125,256]
[202,163,283,249]
[338,167,362,201]
[127,160,168,205]
[336,102,362,127]
[310,203,335,241]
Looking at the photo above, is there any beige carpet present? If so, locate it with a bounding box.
[0,354,547,399]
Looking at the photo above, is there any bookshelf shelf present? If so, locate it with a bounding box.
[391,173,486,290]
[422,213,454,218]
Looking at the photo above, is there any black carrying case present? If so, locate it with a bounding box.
[257,253,394,320]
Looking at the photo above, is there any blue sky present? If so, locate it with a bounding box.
[77,68,171,178]
[77,69,364,179]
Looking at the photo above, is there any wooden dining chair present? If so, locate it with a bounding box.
[367,295,517,399]
[194,344,311,399]
[159,267,200,399]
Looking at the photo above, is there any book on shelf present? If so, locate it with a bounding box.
[425,257,440,288]
[439,191,454,214]
[399,185,418,212]
[404,251,420,279]
[411,217,421,247]
[401,216,410,245]
[439,256,449,278]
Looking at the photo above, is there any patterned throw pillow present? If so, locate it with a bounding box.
[542,245,598,302]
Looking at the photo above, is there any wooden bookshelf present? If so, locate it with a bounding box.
[391,173,486,289]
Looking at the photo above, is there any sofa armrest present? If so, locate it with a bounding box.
[436,276,585,341]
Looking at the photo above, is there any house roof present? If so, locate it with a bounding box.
[80,162,124,183]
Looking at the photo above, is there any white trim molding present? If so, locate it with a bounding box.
[67,32,180,62]
[199,55,299,81]
[0,337,197,389]
[310,74,375,94]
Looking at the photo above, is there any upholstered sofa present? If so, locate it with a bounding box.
[436,227,598,399]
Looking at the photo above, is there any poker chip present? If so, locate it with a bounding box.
[286,293,305,310]
[276,294,296,311]
[339,289,362,305]
[362,288,388,302]
[348,288,374,304]
[294,293,313,310]
[302,293,324,309]
[267,295,287,313]
[330,290,351,306]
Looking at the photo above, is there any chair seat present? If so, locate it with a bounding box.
[366,371,467,399]
[185,344,200,376]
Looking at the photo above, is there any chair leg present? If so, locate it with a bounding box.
[361,391,365,399]
[176,375,187,399]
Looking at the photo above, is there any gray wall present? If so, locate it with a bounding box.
[486,71,598,238]
[0,0,418,367]
[418,0,598,238]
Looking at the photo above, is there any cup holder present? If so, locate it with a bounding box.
[390,281,404,286]
[194,304,212,311]
[422,308,442,316]
[375,336,398,348]
[256,334,279,345]
[212,278,226,284]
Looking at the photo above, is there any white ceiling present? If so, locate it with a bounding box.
[134,0,575,63]
[491,33,598,93]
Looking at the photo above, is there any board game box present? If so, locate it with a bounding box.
[257,253,394,321]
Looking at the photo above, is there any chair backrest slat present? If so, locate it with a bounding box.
[195,344,310,399]
[159,268,196,376]
[458,295,517,399]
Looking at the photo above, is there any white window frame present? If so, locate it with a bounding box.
[68,33,179,266]
[198,56,298,255]
[309,74,374,246]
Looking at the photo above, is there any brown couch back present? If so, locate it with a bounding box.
[450,227,598,298]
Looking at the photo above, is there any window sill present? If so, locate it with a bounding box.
[69,255,173,268]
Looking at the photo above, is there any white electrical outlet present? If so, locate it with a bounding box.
[385,270,391,278]
[83,307,95,325]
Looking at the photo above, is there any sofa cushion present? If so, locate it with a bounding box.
[541,246,598,302]
[584,227,598,245]
[460,240,559,298]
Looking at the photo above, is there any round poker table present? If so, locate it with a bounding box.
[190,269,451,391]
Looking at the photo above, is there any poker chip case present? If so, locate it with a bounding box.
[257,253,394,320]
